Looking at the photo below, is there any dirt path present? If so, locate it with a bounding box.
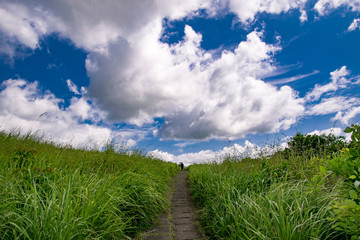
[143,171,207,240]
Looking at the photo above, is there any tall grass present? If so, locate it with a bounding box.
[189,155,345,239]
[0,131,179,239]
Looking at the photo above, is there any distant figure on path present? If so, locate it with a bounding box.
[179,162,184,171]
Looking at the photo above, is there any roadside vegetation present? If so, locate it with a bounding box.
[0,131,179,239]
[189,125,360,239]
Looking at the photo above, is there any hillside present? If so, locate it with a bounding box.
[1,125,359,239]
[0,132,179,239]
[188,125,360,239]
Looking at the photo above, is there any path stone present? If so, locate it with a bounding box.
[142,171,207,240]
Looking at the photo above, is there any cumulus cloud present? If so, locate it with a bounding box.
[0,0,215,55]
[0,78,142,149]
[87,24,304,140]
[0,0,316,58]
[348,18,360,31]
[149,149,216,166]
[1,0,358,57]
[314,0,360,15]
[228,0,308,23]
[306,127,353,144]
[300,9,308,22]
[0,0,310,144]
[149,140,284,166]
[306,127,343,136]
[5,0,359,143]
[0,2,65,57]
[152,125,351,166]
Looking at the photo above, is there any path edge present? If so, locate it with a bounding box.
[184,170,209,240]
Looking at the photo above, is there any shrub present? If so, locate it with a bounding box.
[326,125,360,239]
[285,132,346,158]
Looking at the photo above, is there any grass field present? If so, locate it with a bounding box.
[1,125,359,240]
[188,125,360,240]
[0,132,179,239]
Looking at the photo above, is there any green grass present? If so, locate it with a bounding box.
[3,128,359,239]
[0,131,179,239]
[188,153,354,239]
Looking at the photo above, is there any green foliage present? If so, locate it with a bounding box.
[345,125,360,160]
[325,125,360,238]
[286,132,346,158]
[0,131,179,239]
[328,199,360,239]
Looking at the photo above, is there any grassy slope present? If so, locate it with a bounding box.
[0,132,179,239]
[189,143,360,239]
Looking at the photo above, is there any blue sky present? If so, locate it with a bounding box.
[0,0,360,165]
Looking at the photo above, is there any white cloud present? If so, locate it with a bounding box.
[67,97,92,121]
[0,78,142,149]
[300,9,308,22]
[0,2,65,57]
[0,0,306,144]
[305,66,353,102]
[269,70,319,85]
[151,126,354,166]
[306,127,343,136]
[307,96,360,115]
[0,79,60,119]
[348,18,360,31]
[314,0,360,15]
[227,0,308,23]
[87,25,304,140]
[149,140,284,166]
[0,0,316,58]
[0,0,215,55]
[1,0,358,57]
[6,0,358,142]
[306,127,353,142]
[110,128,149,151]
[308,127,355,143]
[0,5,39,49]
[66,79,81,95]
[173,141,197,148]
[149,149,217,166]
[332,106,360,125]
[304,67,360,124]
[4,0,360,156]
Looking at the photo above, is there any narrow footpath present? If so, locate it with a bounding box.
[143,171,208,240]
